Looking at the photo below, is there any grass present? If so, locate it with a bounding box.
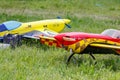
[1,45,120,80]
[0,0,120,80]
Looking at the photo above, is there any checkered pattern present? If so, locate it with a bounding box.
[40,38,61,47]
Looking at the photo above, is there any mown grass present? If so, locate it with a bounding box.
[0,0,120,80]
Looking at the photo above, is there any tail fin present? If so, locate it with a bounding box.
[39,36,61,48]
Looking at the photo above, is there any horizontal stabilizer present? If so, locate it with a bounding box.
[39,36,61,47]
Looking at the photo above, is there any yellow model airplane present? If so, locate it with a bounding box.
[0,18,71,48]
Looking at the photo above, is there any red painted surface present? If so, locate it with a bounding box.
[54,32,120,45]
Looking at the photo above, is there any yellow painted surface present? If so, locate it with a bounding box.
[90,43,120,49]
[0,19,71,37]
[66,38,120,54]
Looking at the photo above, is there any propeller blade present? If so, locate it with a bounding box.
[65,23,71,28]
[57,16,71,28]
[57,16,61,19]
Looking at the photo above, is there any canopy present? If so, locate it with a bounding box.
[0,21,21,32]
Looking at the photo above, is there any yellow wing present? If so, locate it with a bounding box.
[90,43,120,49]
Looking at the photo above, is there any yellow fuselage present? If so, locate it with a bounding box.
[0,19,70,37]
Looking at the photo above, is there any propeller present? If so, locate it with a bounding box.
[57,16,61,19]
[57,16,71,28]
[65,23,71,28]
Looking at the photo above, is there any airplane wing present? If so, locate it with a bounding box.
[23,28,58,39]
[90,43,120,49]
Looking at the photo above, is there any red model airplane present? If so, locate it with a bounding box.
[39,29,120,63]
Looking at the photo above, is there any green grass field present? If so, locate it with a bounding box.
[0,0,120,80]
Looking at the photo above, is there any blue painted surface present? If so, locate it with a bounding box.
[3,21,22,30]
[0,24,7,32]
[0,37,3,42]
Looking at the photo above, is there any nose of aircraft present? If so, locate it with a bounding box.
[63,19,71,24]
[62,19,71,28]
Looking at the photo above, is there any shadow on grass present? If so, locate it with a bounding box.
[22,38,51,50]
[100,56,120,71]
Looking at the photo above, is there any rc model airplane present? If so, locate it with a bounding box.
[39,29,120,63]
[0,18,71,48]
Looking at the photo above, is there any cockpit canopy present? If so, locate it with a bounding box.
[0,21,21,32]
[101,29,120,38]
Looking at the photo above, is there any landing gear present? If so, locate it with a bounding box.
[3,34,22,49]
[89,53,97,65]
[66,49,97,64]
[89,53,96,60]
[66,49,75,64]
